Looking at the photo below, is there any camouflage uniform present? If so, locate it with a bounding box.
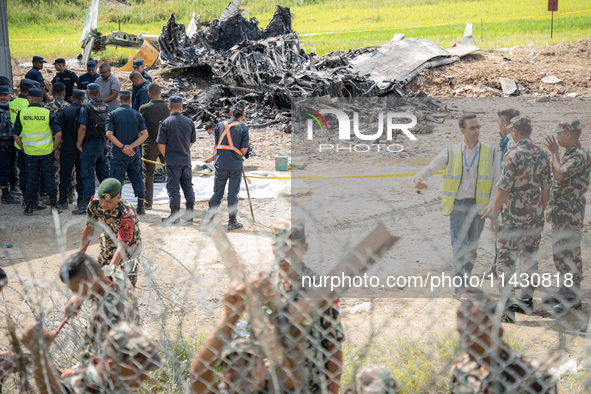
[64,322,161,393]
[343,365,399,394]
[450,342,557,393]
[86,196,142,285]
[44,97,70,115]
[548,121,591,290]
[496,120,551,300]
[82,265,139,360]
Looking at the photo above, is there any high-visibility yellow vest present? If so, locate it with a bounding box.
[441,143,495,216]
[18,106,53,156]
[9,97,29,150]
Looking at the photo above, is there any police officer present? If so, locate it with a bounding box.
[73,83,110,215]
[0,86,19,204]
[0,76,9,89]
[12,88,62,215]
[9,79,34,200]
[156,96,196,224]
[139,83,169,210]
[132,58,152,83]
[208,103,250,230]
[77,60,99,91]
[44,82,69,115]
[57,90,85,209]
[51,58,78,102]
[105,90,148,214]
[24,56,50,102]
[129,71,150,112]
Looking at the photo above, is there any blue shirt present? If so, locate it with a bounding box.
[12,103,61,137]
[57,102,82,151]
[0,103,11,140]
[214,118,249,171]
[24,68,45,87]
[156,112,196,166]
[132,81,150,112]
[105,104,147,159]
[141,70,152,83]
[78,97,103,126]
[51,69,78,100]
[77,72,99,91]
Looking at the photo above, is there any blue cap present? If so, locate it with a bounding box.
[231,102,245,113]
[32,56,46,63]
[87,83,100,91]
[0,76,9,85]
[53,58,66,65]
[32,81,41,88]
[118,90,131,96]
[19,79,34,89]
[27,88,43,98]
[87,60,97,70]
[169,96,183,104]
[72,89,85,98]
[0,86,10,95]
[132,59,144,68]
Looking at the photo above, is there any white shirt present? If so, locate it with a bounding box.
[415,142,501,208]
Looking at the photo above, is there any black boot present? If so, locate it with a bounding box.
[137,198,146,215]
[58,194,69,210]
[1,187,20,204]
[72,200,89,215]
[31,200,46,210]
[183,205,194,223]
[162,209,180,226]
[226,212,243,231]
[24,201,34,216]
[50,198,62,214]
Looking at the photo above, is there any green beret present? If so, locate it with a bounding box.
[98,178,122,200]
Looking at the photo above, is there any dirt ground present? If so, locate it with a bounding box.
[3,40,591,391]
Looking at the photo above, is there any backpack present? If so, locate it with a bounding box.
[81,100,109,140]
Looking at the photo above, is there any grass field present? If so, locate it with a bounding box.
[7,0,591,61]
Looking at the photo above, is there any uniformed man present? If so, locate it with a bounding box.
[20,322,161,393]
[450,290,556,393]
[12,88,62,215]
[0,76,9,89]
[24,56,50,102]
[105,90,148,214]
[96,63,120,111]
[79,178,142,286]
[57,89,85,209]
[415,113,500,299]
[269,219,344,393]
[9,79,33,200]
[60,252,138,359]
[0,86,19,204]
[139,83,169,210]
[543,120,591,314]
[156,96,196,224]
[73,83,110,215]
[132,58,152,83]
[129,71,150,112]
[44,82,69,115]
[51,58,78,102]
[77,60,99,91]
[489,116,551,322]
[208,103,250,230]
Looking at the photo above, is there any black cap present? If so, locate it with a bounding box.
[27,88,43,98]
[0,86,10,95]
[87,60,97,70]
[32,56,46,63]
[231,102,244,113]
[0,76,9,85]
[53,58,66,65]
[118,90,131,96]
[72,89,85,98]
[133,59,144,68]
[87,83,100,91]
[169,96,183,104]
[20,79,34,89]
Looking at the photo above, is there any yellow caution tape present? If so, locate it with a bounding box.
[141,157,442,180]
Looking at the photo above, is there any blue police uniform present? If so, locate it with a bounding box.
[132,81,150,112]
[79,97,109,201]
[24,69,45,89]
[106,104,147,198]
[156,112,196,210]
[77,73,99,91]
[51,69,78,101]
[208,117,249,213]
[57,102,83,203]
[12,103,61,204]
[141,70,152,83]
[0,103,13,191]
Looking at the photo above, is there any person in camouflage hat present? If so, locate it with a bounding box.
[270,219,345,394]
[344,365,399,394]
[450,289,557,393]
[79,178,142,286]
[543,119,591,314]
[44,82,70,116]
[19,321,161,393]
[60,252,139,361]
[489,116,552,322]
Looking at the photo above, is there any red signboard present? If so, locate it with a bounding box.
[548,0,558,12]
